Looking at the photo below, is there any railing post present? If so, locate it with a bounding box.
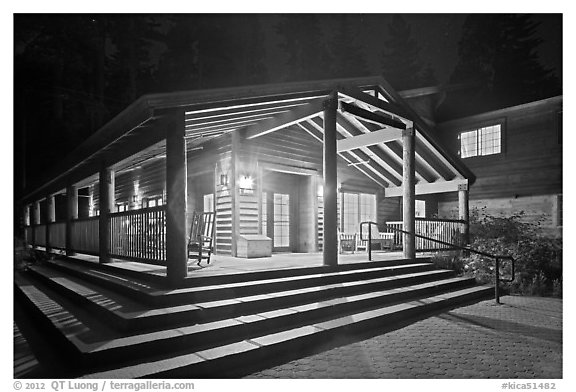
[367,224,372,261]
[66,185,78,256]
[402,126,416,259]
[323,91,338,267]
[458,183,470,246]
[99,165,115,263]
[495,257,501,304]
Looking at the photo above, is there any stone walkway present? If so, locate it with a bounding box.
[245,295,562,379]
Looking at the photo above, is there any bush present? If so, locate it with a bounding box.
[456,208,562,296]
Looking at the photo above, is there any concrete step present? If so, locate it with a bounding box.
[44,259,437,306]
[82,285,493,378]
[62,254,429,287]
[27,263,456,332]
[15,268,481,373]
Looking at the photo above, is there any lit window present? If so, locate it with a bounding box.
[415,200,426,217]
[341,192,376,234]
[273,193,290,247]
[459,124,502,158]
[203,194,214,213]
[261,192,268,236]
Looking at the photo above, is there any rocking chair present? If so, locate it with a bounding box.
[188,211,215,266]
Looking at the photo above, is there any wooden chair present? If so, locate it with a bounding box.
[339,233,357,254]
[358,224,393,252]
[188,211,216,266]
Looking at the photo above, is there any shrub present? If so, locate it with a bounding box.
[450,208,562,296]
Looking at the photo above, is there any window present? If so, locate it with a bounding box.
[261,192,268,236]
[147,196,163,208]
[273,193,290,247]
[203,194,214,213]
[116,204,127,212]
[459,124,502,158]
[341,192,376,233]
[415,200,426,217]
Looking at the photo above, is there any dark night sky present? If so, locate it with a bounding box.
[10,11,564,201]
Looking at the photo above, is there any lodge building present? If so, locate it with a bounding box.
[20,76,560,287]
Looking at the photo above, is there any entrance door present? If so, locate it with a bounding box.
[262,192,292,252]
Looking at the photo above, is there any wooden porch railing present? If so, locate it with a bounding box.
[109,205,166,263]
[48,222,66,250]
[385,218,467,251]
[71,216,100,255]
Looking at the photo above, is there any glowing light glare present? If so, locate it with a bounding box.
[238,175,254,190]
[317,185,323,197]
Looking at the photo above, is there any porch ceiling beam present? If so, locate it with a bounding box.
[335,113,406,182]
[185,107,293,127]
[185,102,305,122]
[242,97,326,139]
[336,127,403,153]
[298,122,386,186]
[341,112,438,183]
[339,102,407,130]
[337,86,409,119]
[187,117,268,133]
[315,116,401,186]
[304,119,391,187]
[384,178,468,197]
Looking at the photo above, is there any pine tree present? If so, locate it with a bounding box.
[328,15,369,79]
[443,14,561,117]
[275,15,332,82]
[380,15,436,91]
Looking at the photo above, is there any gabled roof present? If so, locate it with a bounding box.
[22,76,474,203]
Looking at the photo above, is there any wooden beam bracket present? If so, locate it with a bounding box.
[339,102,407,130]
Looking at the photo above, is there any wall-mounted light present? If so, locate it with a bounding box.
[220,174,229,186]
[238,174,254,195]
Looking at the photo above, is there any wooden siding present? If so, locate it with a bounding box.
[437,97,562,200]
[214,152,233,255]
[435,97,562,238]
[438,194,561,238]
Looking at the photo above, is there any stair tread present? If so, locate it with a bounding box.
[48,259,434,299]
[82,285,492,379]
[16,268,481,357]
[30,263,461,326]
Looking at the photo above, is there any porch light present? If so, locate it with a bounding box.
[238,175,254,195]
[220,174,229,186]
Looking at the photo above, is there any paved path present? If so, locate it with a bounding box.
[245,296,562,379]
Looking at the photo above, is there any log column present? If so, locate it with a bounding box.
[23,205,30,227]
[66,184,78,256]
[230,131,240,257]
[99,165,115,263]
[323,92,338,266]
[458,183,470,245]
[402,127,416,259]
[165,111,188,286]
[46,195,55,253]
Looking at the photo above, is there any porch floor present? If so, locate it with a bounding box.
[57,250,430,280]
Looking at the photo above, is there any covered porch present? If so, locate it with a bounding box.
[20,76,474,287]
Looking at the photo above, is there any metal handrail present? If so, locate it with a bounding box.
[360,221,515,304]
